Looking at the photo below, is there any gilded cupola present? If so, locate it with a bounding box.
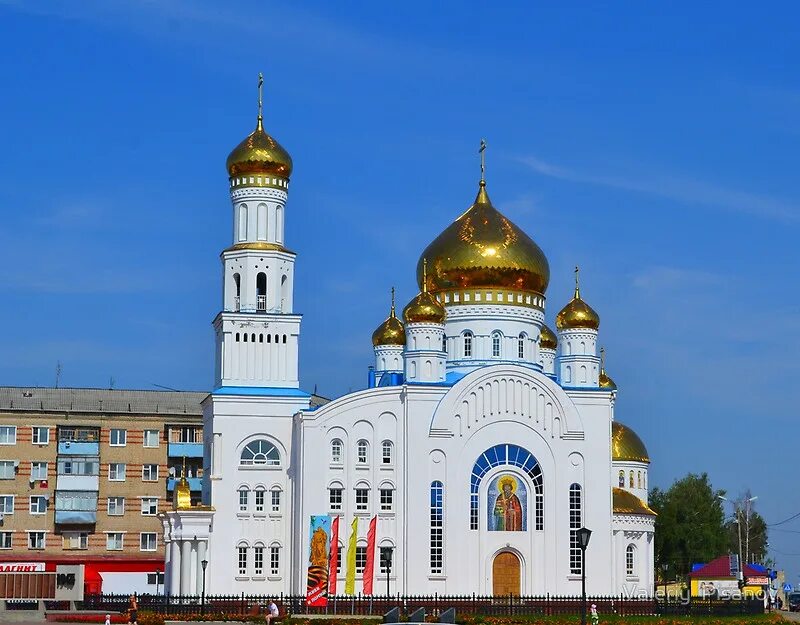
[172,458,193,510]
[226,73,293,180]
[556,266,600,330]
[539,323,558,350]
[598,346,617,390]
[611,422,650,464]
[403,260,446,324]
[372,288,406,347]
[416,142,549,309]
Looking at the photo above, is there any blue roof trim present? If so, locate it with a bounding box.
[212,386,311,397]
[561,385,611,392]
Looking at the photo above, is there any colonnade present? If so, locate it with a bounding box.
[165,536,208,596]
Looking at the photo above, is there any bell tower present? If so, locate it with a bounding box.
[213,74,301,389]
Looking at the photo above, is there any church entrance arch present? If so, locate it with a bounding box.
[492,551,521,596]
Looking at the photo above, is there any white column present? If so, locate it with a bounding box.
[196,540,207,596]
[163,539,172,596]
[181,539,192,595]
[170,540,182,596]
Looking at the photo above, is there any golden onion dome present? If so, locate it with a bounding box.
[539,323,558,350]
[612,422,650,464]
[404,260,446,324]
[612,487,656,516]
[372,288,406,347]
[226,74,292,179]
[417,180,550,300]
[172,458,193,510]
[599,346,617,390]
[555,266,600,330]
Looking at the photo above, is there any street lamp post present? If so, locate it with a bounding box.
[767,568,772,613]
[576,527,592,625]
[155,568,161,597]
[384,547,393,597]
[201,559,208,616]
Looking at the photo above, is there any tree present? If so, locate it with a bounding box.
[651,473,728,579]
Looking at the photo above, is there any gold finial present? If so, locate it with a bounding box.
[422,258,429,293]
[574,265,581,299]
[390,287,396,317]
[181,455,187,479]
[600,346,606,371]
[257,72,264,130]
[479,139,487,186]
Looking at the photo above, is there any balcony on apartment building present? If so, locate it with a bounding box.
[54,490,98,524]
[57,426,100,456]
[55,455,99,524]
[167,426,203,459]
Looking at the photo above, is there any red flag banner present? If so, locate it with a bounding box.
[363,516,377,595]
[328,516,340,595]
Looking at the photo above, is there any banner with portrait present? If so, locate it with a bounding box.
[306,515,331,606]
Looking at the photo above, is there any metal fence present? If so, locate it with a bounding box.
[83,592,764,617]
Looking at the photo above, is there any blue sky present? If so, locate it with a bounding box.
[1,1,798,580]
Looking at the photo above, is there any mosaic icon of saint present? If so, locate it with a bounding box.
[494,475,523,531]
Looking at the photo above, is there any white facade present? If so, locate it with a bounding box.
[165,112,655,598]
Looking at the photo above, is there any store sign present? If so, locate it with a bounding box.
[747,576,769,586]
[0,562,45,572]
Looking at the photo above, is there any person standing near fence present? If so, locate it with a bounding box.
[127,595,138,625]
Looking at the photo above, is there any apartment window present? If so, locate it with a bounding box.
[254,545,264,576]
[0,531,11,549]
[254,488,265,513]
[109,429,127,446]
[271,488,281,512]
[330,439,343,464]
[355,546,367,573]
[329,487,343,511]
[238,546,248,575]
[569,483,583,575]
[238,488,249,512]
[270,545,280,575]
[0,426,16,445]
[55,491,97,512]
[31,462,47,480]
[140,533,157,552]
[380,488,393,512]
[32,427,50,445]
[29,496,47,515]
[28,531,46,550]
[356,440,368,464]
[141,497,158,516]
[626,544,636,576]
[143,430,160,448]
[0,461,14,479]
[58,456,98,476]
[107,497,125,516]
[355,487,369,512]
[430,481,443,574]
[142,464,158,481]
[0,495,14,514]
[109,463,126,481]
[62,532,88,550]
[382,441,393,465]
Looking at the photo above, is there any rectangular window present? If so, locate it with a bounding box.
[238,489,249,512]
[0,531,11,549]
[106,533,124,551]
[29,496,47,515]
[28,531,46,550]
[31,462,47,480]
[270,545,280,575]
[0,426,16,445]
[626,547,635,576]
[140,533,157,552]
[58,456,99,476]
[254,490,265,513]
[142,464,158,481]
[329,488,342,511]
[32,427,50,445]
[109,429,127,446]
[382,442,392,464]
[0,461,14,479]
[141,497,158,516]
[62,532,88,550]
[355,546,367,573]
[107,497,125,516]
[143,430,160,448]
[147,572,164,585]
[238,546,247,575]
[0,495,14,514]
[254,546,264,576]
[430,481,444,574]
[380,488,393,512]
[569,485,583,575]
[355,488,369,512]
[271,489,281,512]
[55,491,97,512]
[109,463,126,481]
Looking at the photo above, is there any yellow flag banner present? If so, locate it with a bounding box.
[344,517,358,595]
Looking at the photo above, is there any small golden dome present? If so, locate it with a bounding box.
[539,323,558,350]
[612,487,656,516]
[404,260,446,324]
[555,266,600,330]
[417,181,550,298]
[599,346,617,390]
[612,422,650,463]
[173,458,193,510]
[372,288,406,347]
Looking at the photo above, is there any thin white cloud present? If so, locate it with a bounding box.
[519,155,800,222]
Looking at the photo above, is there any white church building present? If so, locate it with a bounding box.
[161,88,656,598]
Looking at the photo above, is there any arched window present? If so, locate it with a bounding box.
[243,333,248,342]
[251,333,255,342]
[240,440,280,467]
[269,542,281,575]
[336,541,344,574]
[629,470,635,488]
[267,334,271,343]
[282,334,287,344]
[256,273,267,312]
[257,203,267,240]
[569,483,583,575]
[644,473,647,489]
[259,334,263,343]
[238,204,247,241]
[356,440,369,465]
[618,470,625,488]
[430,481,444,574]
[330,439,343,464]
[235,332,240,342]
[626,544,636,576]
[233,273,241,311]
[253,541,265,576]
[238,486,250,512]
[637,471,642,489]
[565,365,572,383]
[580,365,587,383]
[237,542,248,575]
[271,487,282,512]
[443,334,447,352]
[492,332,502,358]
[463,332,473,358]
[280,275,288,312]
[381,441,393,465]
[254,486,266,512]
[410,361,417,378]
[518,333,526,359]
